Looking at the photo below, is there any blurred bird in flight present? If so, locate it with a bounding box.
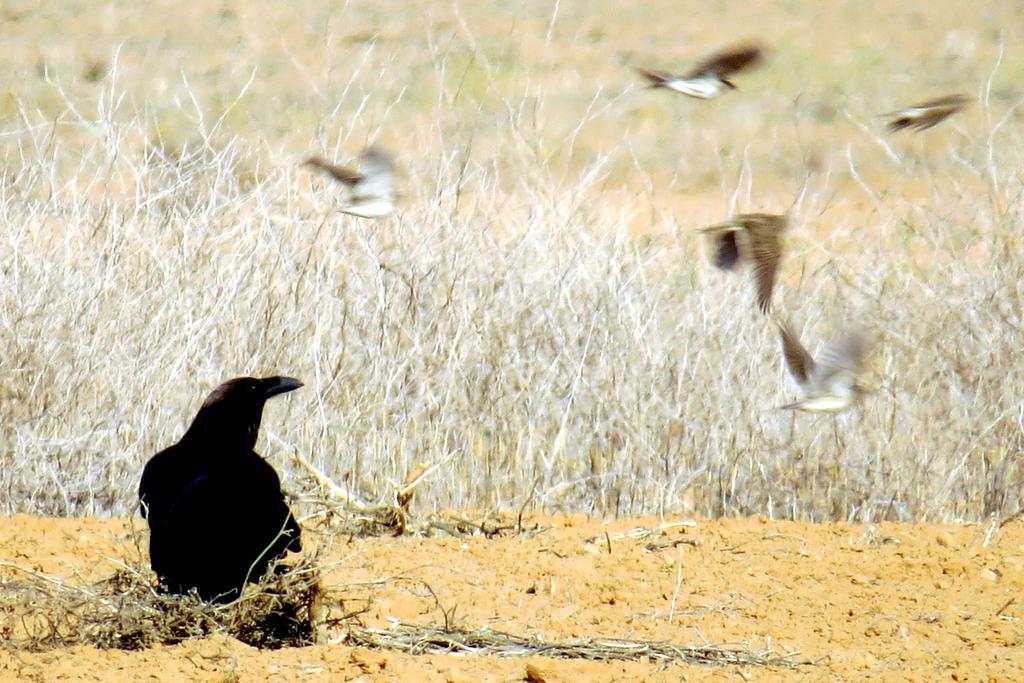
[775,319,869,413]
[885,94,971,132]
[698,213,788,314]
[636,43,765,99]
[304,146,396,218]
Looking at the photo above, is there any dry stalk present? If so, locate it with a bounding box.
[341,623,808,669]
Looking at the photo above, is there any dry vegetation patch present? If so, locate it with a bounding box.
[0,0,1021,526]
[0,558,323,651]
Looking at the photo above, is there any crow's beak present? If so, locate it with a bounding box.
[262,376,304,399]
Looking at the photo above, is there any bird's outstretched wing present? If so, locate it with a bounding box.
[776,319,815,386]
[814,329,867,385]
[687,44,764,78]
[743,214,787,314]
[302,155,362,186]
[635,66,676,87]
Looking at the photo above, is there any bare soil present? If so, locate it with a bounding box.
[1,514,1022,681]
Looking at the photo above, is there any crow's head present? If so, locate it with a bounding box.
[185,376,303,449]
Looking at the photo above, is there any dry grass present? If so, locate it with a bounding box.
[0,558,323,650]
[0,1,1022,523]
[343,624,806,669]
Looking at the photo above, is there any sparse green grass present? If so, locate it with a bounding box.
[0,1,1021,522]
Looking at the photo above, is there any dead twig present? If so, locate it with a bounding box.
[995,597,1015,618]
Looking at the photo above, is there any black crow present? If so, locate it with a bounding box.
[139,376,303,603]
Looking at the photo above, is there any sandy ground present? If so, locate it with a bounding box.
[1,514,1023,681]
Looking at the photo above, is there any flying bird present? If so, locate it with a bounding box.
[775,319,869,413]
[885,94,971,132]
[304,146,396,218]
[698,213,788,313]
[139,376,304,603]
[635,43,764,99]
